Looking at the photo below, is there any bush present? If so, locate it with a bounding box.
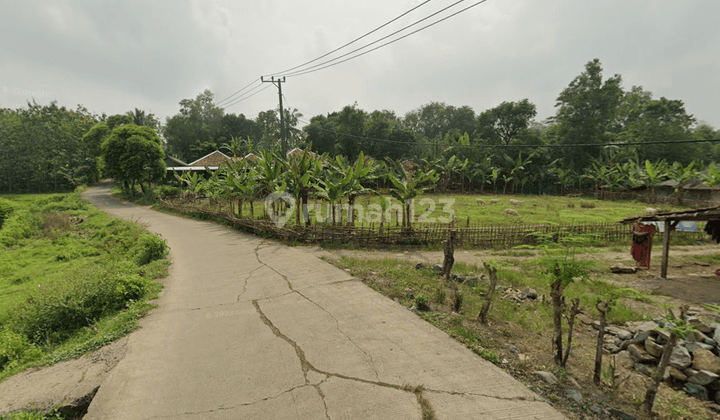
[0,328,42,370]
[0,210,40,247]
[155,185,181,199]
[9,268,143,344]
[135,233,168,265]
[0,198,17,228]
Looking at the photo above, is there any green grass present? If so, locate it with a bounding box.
[164,191,694,228]
[0,192,169,382]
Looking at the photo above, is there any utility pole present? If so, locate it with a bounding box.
[261,76,287,156]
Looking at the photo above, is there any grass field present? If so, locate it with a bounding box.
[0,192,169,384]
[165,191,690,228]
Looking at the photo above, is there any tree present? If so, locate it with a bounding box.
[476,99,537,146]
[126,108,159,130]
[385,160,439,229]
[102,124,165,197]
[552,59,623,171]
[164,90,224,162]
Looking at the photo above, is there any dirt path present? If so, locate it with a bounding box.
[72,183,565,420]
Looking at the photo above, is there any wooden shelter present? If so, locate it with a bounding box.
[620,206,720,278]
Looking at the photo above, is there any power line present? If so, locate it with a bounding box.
[277,0,479,78]
[265,0,434,77]
[222,84,273,109]
[216,78,262,107]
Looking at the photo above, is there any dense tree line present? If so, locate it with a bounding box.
[2,58,718,194]
[0,104,163,193]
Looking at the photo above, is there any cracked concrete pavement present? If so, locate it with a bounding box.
[81,183,565,419]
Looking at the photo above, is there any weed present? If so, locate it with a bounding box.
[414,294,430,311]
[432,286,446,305]
[451,287,464,313]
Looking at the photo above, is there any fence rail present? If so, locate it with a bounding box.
[160,197,707,247]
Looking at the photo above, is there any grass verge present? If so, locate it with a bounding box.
[0,192,169,383]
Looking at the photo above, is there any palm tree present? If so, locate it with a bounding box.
[126,108,159,130]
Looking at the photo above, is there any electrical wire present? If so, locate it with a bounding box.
[276,0,478,78]
[222,84,273,109]
[265,0,434,77]
[215,78,262,107]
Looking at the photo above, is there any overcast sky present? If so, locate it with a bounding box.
[1,0,719,130]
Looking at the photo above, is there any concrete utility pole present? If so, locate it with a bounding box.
[261,76,287,156]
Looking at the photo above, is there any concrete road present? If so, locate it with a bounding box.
[82,183,565,419]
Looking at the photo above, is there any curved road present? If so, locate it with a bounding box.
[82,183,565,419]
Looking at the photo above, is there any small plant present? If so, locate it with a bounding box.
[580,201,596,209]
[433,286,446,305]
[135,233,168,265]
[414,294,430,311]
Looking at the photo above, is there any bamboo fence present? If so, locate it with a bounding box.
[160,197,707,247]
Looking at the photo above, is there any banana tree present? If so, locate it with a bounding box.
[641,159,669,199]
[385,159,439,229]
[668,161,699,203]
[313,167,353,226]
[282,148,319,226]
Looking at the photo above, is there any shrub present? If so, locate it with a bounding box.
[0,210,40,247]
[155,185,181,199]
[0,198,17,228]
[42,212,71,235]
[115,274,152,302]
[135,233,168,265]
[580,201,596,209]
[414,294,430,311]
[0,328,42,370]
[10,269,130,343]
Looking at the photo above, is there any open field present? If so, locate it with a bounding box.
[0,192,169,384]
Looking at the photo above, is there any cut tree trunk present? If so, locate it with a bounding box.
[593,300,611,384]
[478,263,499,324]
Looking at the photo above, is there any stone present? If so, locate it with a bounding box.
[683,367,699,378]
[518,354,529,363]
[566,389,582,404]
[689,370,719,386]
[610,265,637,274]
[688,330,716,346]
[403,288,415,299]
[688,318,714,334]
[606,326,633,340]
[414,262,425,270]
[628,344,657,364]
[615,351,635,370]
[608,408,636,420]
[508,345,519,354]
[668,366,688,382]
[521,288,538,300]
[635,363,653,377]
[644,338,664,358]
[532,371,558,386]
[693,349,720,374]
[687,341,714,354]
[432,264,443,272]
[621,331,651,350]
[605,344,621,354]
[588,405,603,416]
[464,277,478,287]
[684,382,709,400]
[670,346,692,369]
[713,326,720,344]
[625,320,659,334]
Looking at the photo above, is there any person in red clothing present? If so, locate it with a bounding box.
[631,222,656,269]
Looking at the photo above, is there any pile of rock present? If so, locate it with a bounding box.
[499,287,539,303]
[593,315,720,402]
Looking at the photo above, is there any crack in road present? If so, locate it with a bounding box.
[144,383,312,419]
[294,289,381,382]
[236,242,266,302]
[254,241,294,292]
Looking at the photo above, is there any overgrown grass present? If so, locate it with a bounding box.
[0,192,169,382]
